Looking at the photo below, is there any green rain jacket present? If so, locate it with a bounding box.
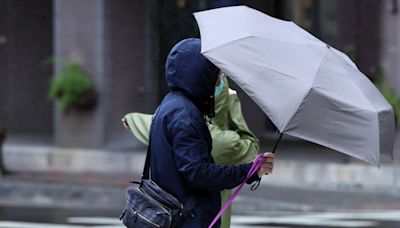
[123,76,259,228]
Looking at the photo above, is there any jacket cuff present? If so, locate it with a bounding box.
[246,172,261,184]
[243,162,261,184]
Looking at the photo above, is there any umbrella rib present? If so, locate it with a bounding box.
[201,35,326,54]
[329,50,375,111]
[284,130,379,167]
[281,48,329,132]
[201,35,252,54]
[203,37,325,86]
[261,65,314,86]
[256,36,325,49]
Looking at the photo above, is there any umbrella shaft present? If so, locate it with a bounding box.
[272,133,283,153]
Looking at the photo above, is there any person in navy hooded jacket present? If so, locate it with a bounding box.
[149,38,275,227]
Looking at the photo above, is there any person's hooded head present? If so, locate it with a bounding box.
[165,38,219,118]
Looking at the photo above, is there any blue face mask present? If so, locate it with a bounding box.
[214,77,225,97]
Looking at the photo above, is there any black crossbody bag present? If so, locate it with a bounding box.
[120,121,196,228]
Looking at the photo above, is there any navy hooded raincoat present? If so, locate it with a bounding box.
[149,38,257,227]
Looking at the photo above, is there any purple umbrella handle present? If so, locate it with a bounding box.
[208,133,282,227]
[208,154,266,228]
[249,133,282,191]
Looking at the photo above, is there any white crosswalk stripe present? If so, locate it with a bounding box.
[231,210,400,227]
[0,219,123,228]
[0,221,87,228]
[231,215,377,227]
[290,210,400,221]
[67,217,121,225]
[1,210,400,228]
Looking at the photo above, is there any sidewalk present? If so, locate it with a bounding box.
[0,132,399,211]
[3,132,399,190]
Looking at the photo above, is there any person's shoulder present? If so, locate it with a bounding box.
[161,92,202,121]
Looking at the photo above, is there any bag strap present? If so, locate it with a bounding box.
[208,154,266,228]
[141,138,151,180]
[141,108,158,180]
[140,109,197,226]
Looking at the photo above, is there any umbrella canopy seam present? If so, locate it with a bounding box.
[281,47,329,132]
[284,130,379,167]
[196,6,324,53]
[313,87,376,112]
[259,64,314,87]
[201,35,326,54]
[203,36,326,87]
[329,50,376,111]
[284,87,381,166]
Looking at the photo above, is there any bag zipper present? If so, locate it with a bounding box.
[136,189,172,227]
[130,209,161,228]
[139,188,173,212]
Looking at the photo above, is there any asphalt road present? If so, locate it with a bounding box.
[0,206,399,227]
[1,184,400,228]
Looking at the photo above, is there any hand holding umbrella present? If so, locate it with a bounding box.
[256,152,275,177]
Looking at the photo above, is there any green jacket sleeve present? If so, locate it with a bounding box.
[122,113,152,145]
[210,91,259,165]
[123,92,259,166]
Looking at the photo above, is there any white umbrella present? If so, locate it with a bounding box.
[194,6,395,166]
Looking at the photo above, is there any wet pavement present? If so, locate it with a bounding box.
[1,205,400,227]
[0,183,400,227]
[1,133,399,228]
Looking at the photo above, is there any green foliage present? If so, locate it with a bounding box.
[48,62,93,112]
[375,68,400,126]
[344,43,357,62]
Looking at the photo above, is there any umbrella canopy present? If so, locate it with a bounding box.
[194,6,395,166]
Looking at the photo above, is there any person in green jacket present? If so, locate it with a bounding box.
[122,72,259,228]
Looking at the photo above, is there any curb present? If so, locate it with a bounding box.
[262,159,400,192]
[3,144,146,174]
[0,179,125,210]
[2,143,400,191]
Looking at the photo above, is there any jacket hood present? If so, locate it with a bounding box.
[166,38,219,117]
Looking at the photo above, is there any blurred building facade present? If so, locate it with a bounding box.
[0,0,159,149]
[0,0,398,149]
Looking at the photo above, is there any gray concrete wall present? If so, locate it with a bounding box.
[53,0,107,147]
[104,0,159,148]
[381,1,400,183]
[53,0,159,148]
[381,0,400,94]
[336,0,382,77]
[0,0,53,134]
